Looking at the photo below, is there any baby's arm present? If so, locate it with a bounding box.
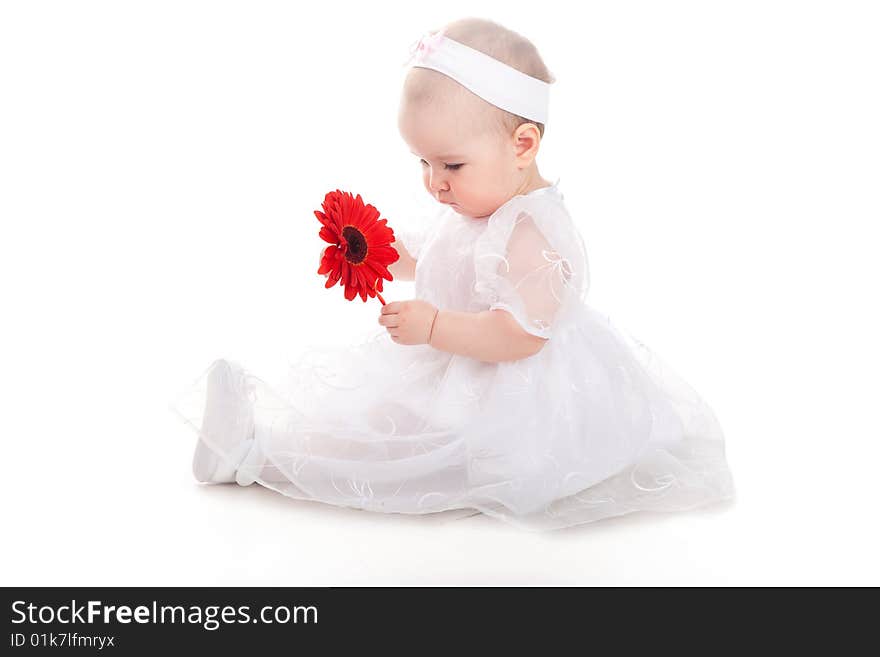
[319,242,416,282]
[429,308,547,363]
[388,239,416,281]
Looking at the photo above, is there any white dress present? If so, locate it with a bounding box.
[170,180,735,531]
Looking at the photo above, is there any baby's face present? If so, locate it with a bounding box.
[398,98,518,220]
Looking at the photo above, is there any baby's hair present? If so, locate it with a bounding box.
[404,17,556,140]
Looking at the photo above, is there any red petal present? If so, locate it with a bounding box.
[319,226,339,244]
[326,266,342,288]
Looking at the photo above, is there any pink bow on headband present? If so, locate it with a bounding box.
[406,31,445,65]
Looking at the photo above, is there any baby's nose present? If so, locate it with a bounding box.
[428,172,449,194]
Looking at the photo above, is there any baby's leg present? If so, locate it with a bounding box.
[233,419,312,487]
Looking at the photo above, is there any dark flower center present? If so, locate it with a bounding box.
[342,226,367,264]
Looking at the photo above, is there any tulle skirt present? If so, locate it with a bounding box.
[169,302,735,531]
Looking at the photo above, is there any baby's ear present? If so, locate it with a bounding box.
[513,123,541,164]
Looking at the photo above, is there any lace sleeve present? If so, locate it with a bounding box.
[472,198,587,340]
[391,225,422,260]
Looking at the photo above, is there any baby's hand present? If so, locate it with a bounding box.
[378,300,438,345]
[317,245,331,276]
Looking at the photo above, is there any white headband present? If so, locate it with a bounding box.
[403,31,550,125]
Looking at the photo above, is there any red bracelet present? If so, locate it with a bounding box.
[427,308,439,344]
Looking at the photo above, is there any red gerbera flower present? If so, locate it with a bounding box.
[315,189,400,305]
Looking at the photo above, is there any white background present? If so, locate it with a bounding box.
[2,0,878,585]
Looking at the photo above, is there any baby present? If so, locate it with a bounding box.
[179,16,734,531]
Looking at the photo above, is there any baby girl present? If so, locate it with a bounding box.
[176,17,735,531]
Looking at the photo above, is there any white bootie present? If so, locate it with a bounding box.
[192,359,256,484]
[234,436,262,487]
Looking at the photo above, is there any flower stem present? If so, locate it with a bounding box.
[370,278,386,305]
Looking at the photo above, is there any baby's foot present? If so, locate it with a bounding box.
[192,359,256,483]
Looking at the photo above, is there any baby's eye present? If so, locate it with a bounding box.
[419,159,463,171]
